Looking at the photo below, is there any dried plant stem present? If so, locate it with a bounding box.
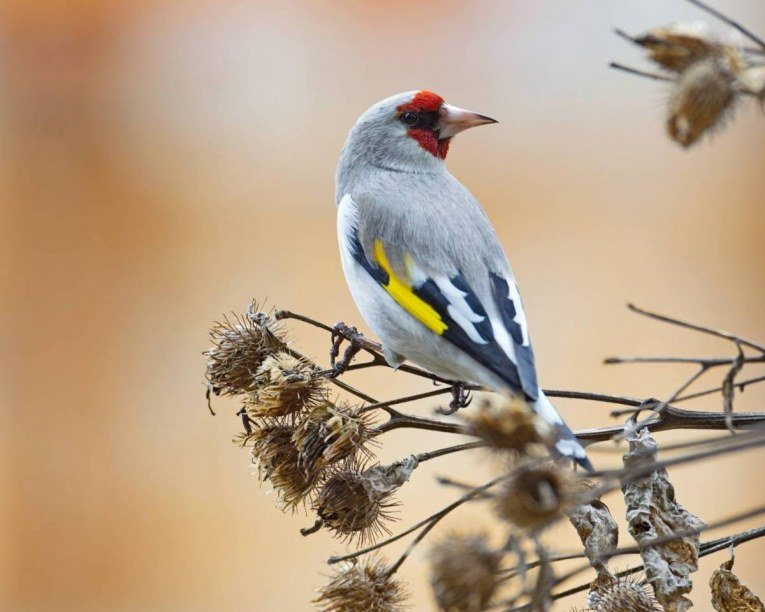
[414,441,485,463]
[627,303,765,354]
[677,374,765,403]
[610,61,675,82]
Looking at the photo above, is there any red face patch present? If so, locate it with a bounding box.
[396,90,444,114]
[396,91,449,159]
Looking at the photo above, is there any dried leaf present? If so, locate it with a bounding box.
[568,486,619,570]
[710,556,764,612]
[621,424,706,611]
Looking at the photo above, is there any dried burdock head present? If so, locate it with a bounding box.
[293,401,375,475]
[495,463,580,533]
[205,304,285,397]
[312,457,418,544]
[667,56,737,148]
[588,571,661,611]
[247,423,315,510]
[246,351,325,418]
[429,533,501,611]
[709,555,764,612]
[314,555,408,612]
[463,398,554,455]
[634,22,722,73]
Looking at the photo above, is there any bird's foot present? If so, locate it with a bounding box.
[329,322,382,378]
[436,382,473,415]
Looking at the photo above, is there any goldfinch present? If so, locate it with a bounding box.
[335,90,591,470]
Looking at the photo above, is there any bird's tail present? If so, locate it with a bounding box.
[532,389,593,472]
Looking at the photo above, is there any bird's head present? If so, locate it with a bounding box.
[342,90,497,172]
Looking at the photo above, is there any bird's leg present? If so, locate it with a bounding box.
[437,382,473,415]
[329,323,382,377]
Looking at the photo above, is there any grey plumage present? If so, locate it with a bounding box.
[335,91,592,470]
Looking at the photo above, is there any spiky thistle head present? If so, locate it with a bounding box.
[667,56,737,147]
[495,463,580,533]
[588,571,661,611]
[205,303,285,397]
[246,351,326,418]
[634,22,722,72]
[293,401,375,475]
[429,532,501,611]
[312,457,418,544]
[463,398,554,456]
[246,423,315,510]
[314,555,408,612]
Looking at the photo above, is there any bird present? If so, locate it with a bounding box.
[334,90,592,471]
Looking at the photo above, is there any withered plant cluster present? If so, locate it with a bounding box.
[205,301,765,610]
[612,0,765,147]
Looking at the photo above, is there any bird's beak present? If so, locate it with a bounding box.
[438,104,498,139]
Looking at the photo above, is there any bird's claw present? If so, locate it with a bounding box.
[436,383,473,415]
[329,322,367,378]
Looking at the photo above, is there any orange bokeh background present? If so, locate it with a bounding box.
[2,1,764,610]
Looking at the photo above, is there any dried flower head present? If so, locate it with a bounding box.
[293,401,375,475]
[710,555,764,611]
[464,398,554,455]
[312,457,418,543]
[314,555,408,612]
[205,305,285,397]
[429,533,501,611]
[667,57,737,147]
[495,463,580,533]
[635,22,722,72]
[248,424,314,510]
[246,351,325,418]
[588,571,661,611]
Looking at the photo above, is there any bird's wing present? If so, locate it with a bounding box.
[340,193,539,400]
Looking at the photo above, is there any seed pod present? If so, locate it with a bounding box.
[248,424,314,510]
[667,57,736,147]
[589,571,661,611]
[312,457,418,543]
[313,555,408,612]
[204,305,285,397]
[495,463,579,533]
[246,352,325,418]
[634,23,721,72]
[293,402,374,475]
[429,533,501,611]
[464,398,553,455]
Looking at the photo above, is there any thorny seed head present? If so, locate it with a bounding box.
[312,457,418,544]
[246,424,315,511]
[293,401,375,475]
[495,463,580,533]
[588,571,661,611]
[205,304,285,397]
[313,555,408,612]
[634,22,723,72]
[429,533,501,611]
[667,56,737,147]
[464,398,554,455]
[246,352,326,418]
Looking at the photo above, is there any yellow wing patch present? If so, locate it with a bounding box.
[372,239,447,336]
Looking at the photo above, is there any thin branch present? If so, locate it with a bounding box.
[684,0,765,51]
[361,387,454,415]
[627,303,765,355]
[675,374,765,403]
[609,61,675,83]
[415,441,485,463]
[373,411,464,435]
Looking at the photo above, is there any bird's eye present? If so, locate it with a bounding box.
[400,111,418,127]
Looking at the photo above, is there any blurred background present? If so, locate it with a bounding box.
[2,0,764,610]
